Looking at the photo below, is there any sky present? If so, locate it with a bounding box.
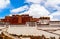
[0,0,60,21]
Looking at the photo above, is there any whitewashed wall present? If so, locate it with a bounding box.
[49,21,60,25]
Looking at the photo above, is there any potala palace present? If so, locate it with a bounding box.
[0,14,60,39]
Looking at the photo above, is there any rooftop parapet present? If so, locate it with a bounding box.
[40,17,50,19]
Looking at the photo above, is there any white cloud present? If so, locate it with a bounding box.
[45,0,60,6]
[45,0,60,11]
[10,0,60,21]
[44,0,60,21]
[10,0,50,18]
[19,4,50,18]
[49,15,59,21]
[0,0,10,9]
[50,11,60,21]
[10,5,29,14]
[25,0,46,4]
[51,12,60,16]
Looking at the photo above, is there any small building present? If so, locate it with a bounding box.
[39,17,50,24]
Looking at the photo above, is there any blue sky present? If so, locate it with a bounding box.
[0,0,60,20]
[0,0,25,18]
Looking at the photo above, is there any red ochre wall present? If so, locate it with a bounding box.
[0,14,39,25]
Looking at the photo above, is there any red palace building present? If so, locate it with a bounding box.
[0,14,39,25]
